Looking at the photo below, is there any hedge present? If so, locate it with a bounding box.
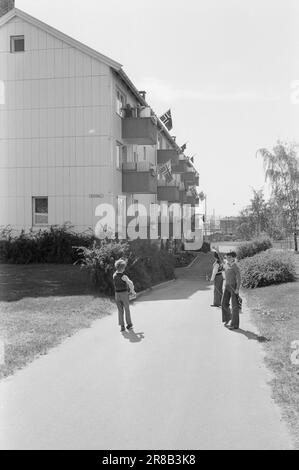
[236,238,272,260]
[77,238,176,295]
[239,251,296,288]
[0,225,94,264]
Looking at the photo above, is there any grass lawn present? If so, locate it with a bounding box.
[0,264,114,380]
[242,253,299,448]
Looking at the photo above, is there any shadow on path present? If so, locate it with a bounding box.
[121,330,145,343]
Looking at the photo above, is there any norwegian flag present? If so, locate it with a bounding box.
[158,160,173,182]
[159,109,173,131]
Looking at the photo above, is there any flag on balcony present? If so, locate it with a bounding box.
[159,109,173,131]
[158,160,173,182]
[180,143,187,152]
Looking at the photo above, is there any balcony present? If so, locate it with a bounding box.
[157,180,180,202]
[186,187,200,205]
[183,172,199,186]
[157,149,179,166]
[172,160,188,174]
[186,195,197,205]
[122,161,157,194]
[179,191,187,204]
[122,116,158,145]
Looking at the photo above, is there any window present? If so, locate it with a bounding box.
[157,135,162,150]
[116,89,126,116]
[116,143,126,169]
[10,35,25,53]
[0,81,5,105]
[143,147,147,161]
[32,197,48,225]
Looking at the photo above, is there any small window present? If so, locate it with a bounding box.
[143,147,147,161]
[33,197,48,225]
[116,143,123,169]
[116,89,126,116]
[157,135,162,150]
[10,35,25,53]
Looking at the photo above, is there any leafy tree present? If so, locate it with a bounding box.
[249,189,267,237]
[236,189,268,240]
[257,141,299,251]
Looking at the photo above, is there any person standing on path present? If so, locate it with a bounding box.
[221,251,241,329]
[210,251,224,307]
[113,259,136,332]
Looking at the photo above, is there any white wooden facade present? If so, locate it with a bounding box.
[0,8,198,234]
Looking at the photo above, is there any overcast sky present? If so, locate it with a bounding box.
[17,0,299,217]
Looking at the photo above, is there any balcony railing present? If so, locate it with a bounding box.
[122,116,158,145]
[171,160,188,174]
[157,179,180,202]
[122,161,157,194]
[183,172,199,186]
[157,149,179,165]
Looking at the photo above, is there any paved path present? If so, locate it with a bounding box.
[0,257,292,450]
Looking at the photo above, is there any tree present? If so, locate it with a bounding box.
[249,189,267,237]
[257,141,299,251]
[236,189,268,240]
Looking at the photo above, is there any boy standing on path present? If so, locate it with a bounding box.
[113,259,136,332]
[221,251,241,330]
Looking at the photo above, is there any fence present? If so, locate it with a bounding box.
[272,238,295,251]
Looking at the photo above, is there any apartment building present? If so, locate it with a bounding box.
[0,7,200,235]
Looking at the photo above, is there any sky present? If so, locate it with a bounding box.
[17,0,299,217]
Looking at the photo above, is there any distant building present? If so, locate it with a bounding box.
[219,217,241,235]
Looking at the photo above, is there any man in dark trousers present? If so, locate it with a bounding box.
[221,251,241,330]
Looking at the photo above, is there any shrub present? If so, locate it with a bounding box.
[236,237,272,260]
[0,224,94,264]
[239,251,296,288]
[199,241,211,253]
[174,252,196,268]
[78,238,175,295]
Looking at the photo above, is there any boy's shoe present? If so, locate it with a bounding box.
[126,324,133,330]
[120,326,126,332]
[228,325,238,330]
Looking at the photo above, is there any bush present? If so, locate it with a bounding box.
[236,237,272,260]
[77,238,175,295]
[239,251,296,288]
[199,241,211,253]
[174,251,196,268]
[0,224,94,264]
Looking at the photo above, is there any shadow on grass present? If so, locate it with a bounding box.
[0,264,99,302]
[0,252,215,303]
[231,328,270,342]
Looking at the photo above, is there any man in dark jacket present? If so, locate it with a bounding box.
[221,251,241,329]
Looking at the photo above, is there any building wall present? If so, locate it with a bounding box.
[0,16,116,232]
[0,13,186,235]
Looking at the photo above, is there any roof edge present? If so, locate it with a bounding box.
[0,8,122,70]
